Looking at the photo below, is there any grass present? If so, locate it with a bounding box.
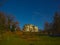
[0,32,60,45]
[0,32,29,45]
[31,36,60,45]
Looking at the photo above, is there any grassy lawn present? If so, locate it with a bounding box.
[0,32,29,45]
[0,32,60,45]
[30,36,60,45]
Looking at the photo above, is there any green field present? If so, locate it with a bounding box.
[0,33,60,45]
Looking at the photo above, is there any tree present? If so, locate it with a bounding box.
[52,12,60,34]
[7,15,15,30]
[11,21,20,32]
[0,12,7,39]
[0,12,20,32]
[44,22,49,31]
[0,12,7,31]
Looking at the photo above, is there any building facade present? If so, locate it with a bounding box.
[23,24,38,32]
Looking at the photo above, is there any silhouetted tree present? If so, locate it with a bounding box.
[52,12,60,34]
[0,12,20,32]
[0,12,7,31]
[44,22,49,31]
[11,21,20,32]
[0,12,7,39]
[7,15,15,31]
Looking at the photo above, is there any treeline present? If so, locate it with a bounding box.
[44,12,60,35]
[0,12,20,33]
[0,12,60,36]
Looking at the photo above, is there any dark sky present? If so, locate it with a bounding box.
[0,0,60,30]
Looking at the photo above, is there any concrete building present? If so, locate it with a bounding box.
[23,24,38,32]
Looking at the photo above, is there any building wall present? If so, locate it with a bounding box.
[23,24,38,32]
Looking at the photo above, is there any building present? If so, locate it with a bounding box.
[23,24,38,32]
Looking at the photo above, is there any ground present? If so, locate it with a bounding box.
[0,32,60,45]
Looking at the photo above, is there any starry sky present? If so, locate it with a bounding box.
[0,0,60,30]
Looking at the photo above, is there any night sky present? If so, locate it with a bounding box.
[0,0,60,30]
